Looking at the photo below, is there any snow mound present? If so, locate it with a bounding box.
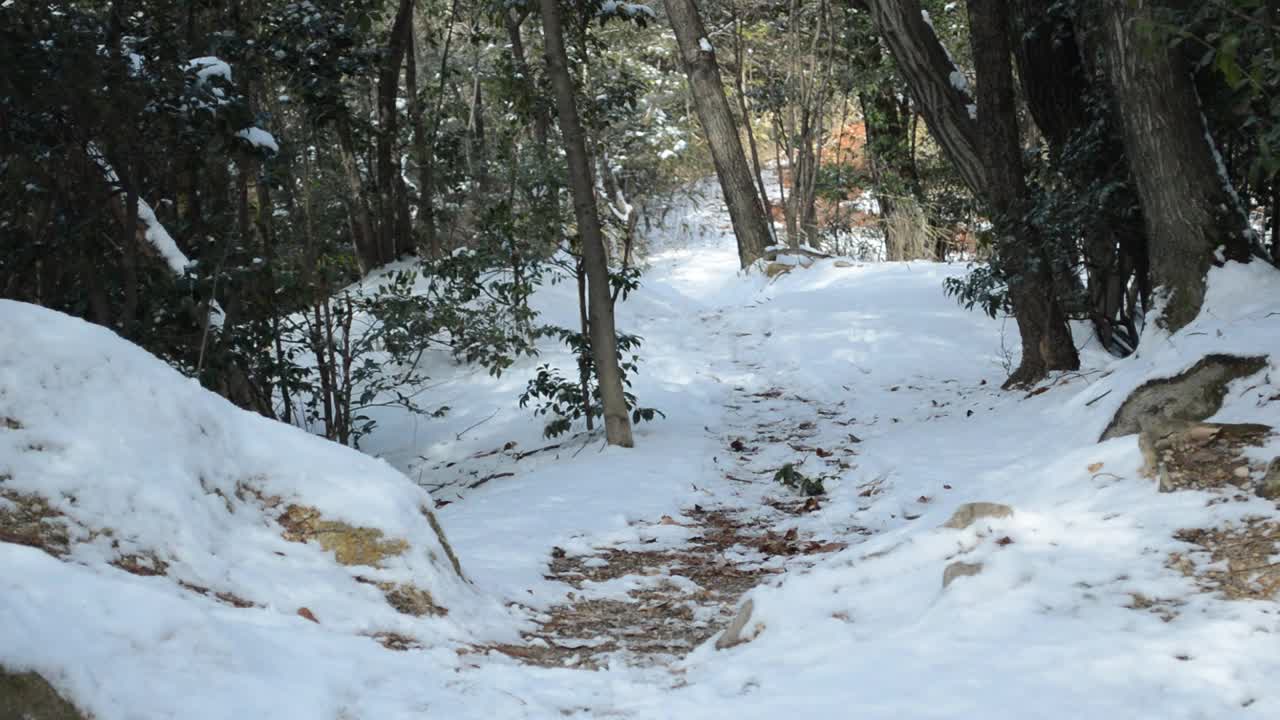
[0,301,507,717]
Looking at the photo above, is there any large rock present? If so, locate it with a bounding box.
[941,502,1013,530]
[1100,354,1268,441]
[278,503,455,617]
[0,669,86,720]
[279,504,410,567]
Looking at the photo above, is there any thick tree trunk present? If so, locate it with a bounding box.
[1011,0,1148,356]
[1094,0,1252,332]
[967,0,1078,386]
[664,0,772,267]
[539,0,635,447]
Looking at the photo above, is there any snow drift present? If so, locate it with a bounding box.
[0,300,507,718]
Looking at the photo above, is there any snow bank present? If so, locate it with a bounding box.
[0,301,511,718]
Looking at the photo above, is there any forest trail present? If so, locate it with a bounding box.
[420,180,1280,718]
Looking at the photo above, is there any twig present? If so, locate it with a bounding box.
[514,442,564,461]
[1084,389,1114,406]
[468,472,514,490]
[456,409,500,440]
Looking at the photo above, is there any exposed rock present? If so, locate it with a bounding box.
[832,259,856,268]
[1259,458,1280,500]
[0,668,87,720]
[381,583,445,617]
[943,561,984,588]
[1136,420,1272,492]
[1100,354,1269,441]
[1172,519,1280,600]
[715,598,757,650]
[764,262,793,278]
[941,502,1013,530]
[278,504,409,567]
[763,246,830,262]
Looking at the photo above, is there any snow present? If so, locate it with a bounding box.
[188,56,232,83]
[86,143,191,275]
[237,126,280,153]
[5,176,1280,718]
[699,37,713,53]
[0,301,510,718]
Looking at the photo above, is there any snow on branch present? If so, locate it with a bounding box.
[87,142,191,276]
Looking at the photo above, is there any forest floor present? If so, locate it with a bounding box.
[356,177,1280,718]
[8,178,1280,720]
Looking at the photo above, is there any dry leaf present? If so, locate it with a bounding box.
[297,607,319,623]
[1088,462,1104,473]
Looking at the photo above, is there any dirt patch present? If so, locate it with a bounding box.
[1140,421,1272,494]
[0,490,70,557]
[178,580,257,608]
[1170,518,1280,600]
[483,507,841,669]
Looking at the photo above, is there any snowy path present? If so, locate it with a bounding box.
[406,181,1280,719]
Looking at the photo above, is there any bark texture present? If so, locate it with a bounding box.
[665,0,772,268]
[540,0,635,447]
[967,0,1079,386]
[1094,0,1252,332]
[863,0,986,198]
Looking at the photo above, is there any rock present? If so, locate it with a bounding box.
[941,502,1013,530]
[279,504,409,567]
[0,668,87,720]
[381,582,445,617]
[764,262,793,278]
[715,598,756,650]
[1259,458,1280,500]
[1100,354,1269,441]
[943,561,984,588]
[763,245,830,262]
[833,260,856,268]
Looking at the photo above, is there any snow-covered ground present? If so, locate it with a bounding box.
[4,178,1280,719]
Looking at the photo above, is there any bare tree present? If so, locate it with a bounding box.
[539,0,635,447]
[665,0,773,268]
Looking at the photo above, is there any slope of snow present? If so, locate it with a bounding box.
[0,301,513,718]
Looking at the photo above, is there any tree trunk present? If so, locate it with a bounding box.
[863,0,986,198]
[732,13,776,243]
[967,0,1079,386]
[539,0,635,448]
[1094,0,1253,332]
[664,0,773,268]
[335,113,381,274]
[376,0,414,263]
[1011,0,1148,356]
